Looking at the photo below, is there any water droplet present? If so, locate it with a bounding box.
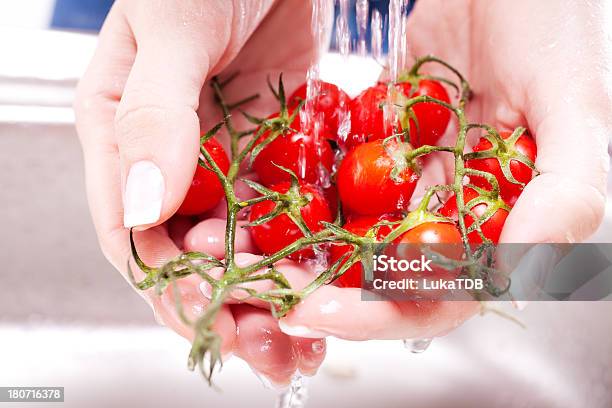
[403,337,433,353]
[260,338,273,352]
[275,374,309,408]
[308,245,330,273]
[336,109,351,146]
[311,340,325,354]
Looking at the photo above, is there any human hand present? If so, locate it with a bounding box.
[74,0,328,386]
[277,0,612,340]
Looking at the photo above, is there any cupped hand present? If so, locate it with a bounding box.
[277,0,612,340]
[74,0,329,386]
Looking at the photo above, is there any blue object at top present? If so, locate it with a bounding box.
[51,0,114,31]
[330,0,414,54]
[50,0,412,55]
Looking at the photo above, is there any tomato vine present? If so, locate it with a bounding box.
[127,55,537,384]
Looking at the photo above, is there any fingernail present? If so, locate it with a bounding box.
[123,160,164,228]
[278,320,328,338]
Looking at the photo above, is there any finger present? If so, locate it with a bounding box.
[232,304,298,386]
[293,337,326,377]
[155,275,236,357]
[232,305,326,386]
[279,286,478,340]
[501,105,610,243]
[115,16,219,230]
[74,3,135,271]
[167,215,194,250]
[117,0,279,230]
[184,219,256,259]
[130,228,236,356]
[470,0,612,243]
[197,253,314,309]
[73,6,237,352]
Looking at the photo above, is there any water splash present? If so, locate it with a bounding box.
[309,243,330,274]
[388,0,410,81]
[297,141,308,181]
[275,374,309,408]
[355,0,369,56]
[371,9,384,64]
[403,338,433,353]
[384,0,411,133]
[336,109,351,148]
[310,0,334,57]
[302,0,336,189]
[336,0,352,58]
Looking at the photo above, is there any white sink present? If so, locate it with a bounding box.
[1,302,611,408]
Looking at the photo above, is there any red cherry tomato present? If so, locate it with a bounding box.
[252,110,334,187]
[399,221,463,245]
[337,139,419,216]
[395,221,464,298]
[288,81,350,141]
[438,187,509,244]
[466,131,537,206]
[347,79,450,150]
[322,184,339,218]
[397,79,451,148]
[347,83,392,150]
[178,137,230,215]
[248,182,333,261]
[330,214,401,288]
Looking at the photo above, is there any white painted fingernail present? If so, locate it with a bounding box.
[123,161,164,228]
[278,320,328,338]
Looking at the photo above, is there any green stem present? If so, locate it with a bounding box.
[408,55,471,107]
[238,231,336,275]
[406,144,455,162]
[126,62,531,384]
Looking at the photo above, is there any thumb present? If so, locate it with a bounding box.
[500,105,610,243]
[116,38,212,229]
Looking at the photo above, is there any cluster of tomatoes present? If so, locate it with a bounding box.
[177,76,537,289]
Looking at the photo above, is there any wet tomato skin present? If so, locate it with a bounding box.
[252,111,334,187]
[288,81,350,142]
[397,221,464,267]
[178,138,230,215]
[337,139,419,216]
[466,131,537,206]
[394,221,464,299]
[438,187,509,244]
[347,83,392,150]
[397,79,451,148]
[248,182,333,261]
[346,79,450,150]
[330,214,401,288]
[399,221,463,245]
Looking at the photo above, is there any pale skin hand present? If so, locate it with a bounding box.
[75,0,612,382]
[275,0,612,340]
[74,0,327,386]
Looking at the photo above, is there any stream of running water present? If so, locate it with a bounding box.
[275,2,424,406]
